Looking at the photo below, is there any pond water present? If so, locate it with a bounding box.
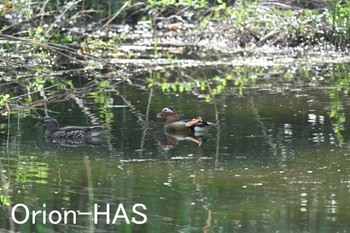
[1,64,350,233]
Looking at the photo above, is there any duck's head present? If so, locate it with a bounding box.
[157,107,177,117]
[157,107,180,124]
[36,116,59,128]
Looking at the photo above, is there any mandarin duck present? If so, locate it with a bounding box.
[36,116,105,139]
[157,106,212,135]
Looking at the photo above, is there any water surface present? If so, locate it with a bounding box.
[1,67,350,233]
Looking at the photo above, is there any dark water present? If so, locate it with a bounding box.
[2,71,350,232]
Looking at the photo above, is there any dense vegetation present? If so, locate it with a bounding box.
[1,0,349,47]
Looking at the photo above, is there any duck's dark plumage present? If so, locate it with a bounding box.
[36,116,105,138]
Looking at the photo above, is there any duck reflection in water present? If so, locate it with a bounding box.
[36,116,107,151]
[157,106,213,150]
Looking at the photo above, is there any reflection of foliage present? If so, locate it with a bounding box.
[146,66,287,99]
[328,64,350,144]
[90,80,114,124]
[16,160,49,184]
[0,94,10,116]
[147,67,244,99]
[0,195,10,206]
[329,99,345,145]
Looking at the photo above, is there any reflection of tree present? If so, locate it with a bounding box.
[0,158,15,232]
[84,156,95,233]
[138,86,153,156]
[248,95,278,156]
[206,80,221,168]
[328,64,350,145]
[329,86,345,145]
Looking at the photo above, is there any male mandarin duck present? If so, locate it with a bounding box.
[36,116,105,139]
[157,106,212,135]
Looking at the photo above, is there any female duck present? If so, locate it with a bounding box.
[36,116,105,139]
[157,106,212,134]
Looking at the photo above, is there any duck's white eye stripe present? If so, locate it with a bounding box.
[163,108,173,113]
